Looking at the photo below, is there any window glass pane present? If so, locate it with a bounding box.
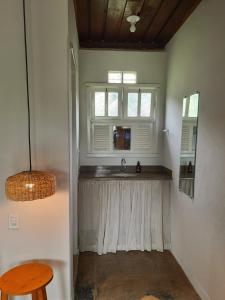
[108,92,118,116]
[140,93,151,117]
[95,92,105,116]
[188,94,199,117]
[108,71,122,83]
[123,72,137,84]
[183,98,187,117]
[128,93,138,117]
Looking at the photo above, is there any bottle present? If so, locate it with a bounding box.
[136,161,142,173]
[187,161,192,173]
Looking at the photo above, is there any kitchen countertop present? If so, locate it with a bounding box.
[79,165,172,181]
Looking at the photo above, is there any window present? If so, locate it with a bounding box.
[108,92,119,117]
[93,88,120,118]
[108,71,137,84]
[182,93,199,118]
[125,88,153,118]
[140,93,151,117]
[123,72,137,84]
[87,83,159,156]
[127,93,138,117]
[108,71,122,83]
[182,97,187,117]
[95,92,105,116]
[188,94,199,117]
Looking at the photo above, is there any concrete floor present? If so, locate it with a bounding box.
[75,251,200,300]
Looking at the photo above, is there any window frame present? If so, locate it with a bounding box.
[182,93,199,120]
[122,71,137,84]
[123,86,156,120]
[93,88,106,117]
[86,83,160,157]
[90,85,122,120]
[108,71,137,84]
[108,71,123,84]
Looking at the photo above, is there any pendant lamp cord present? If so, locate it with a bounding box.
[22,0,32,172]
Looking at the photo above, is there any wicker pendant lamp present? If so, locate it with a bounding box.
[5,0,56,201]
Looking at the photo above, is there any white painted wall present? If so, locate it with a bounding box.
[79,49,167,166]
[164,0,225,299]
[0,0,78,299]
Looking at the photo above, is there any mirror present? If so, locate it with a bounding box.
[179,93,199,198]
[113,126,131,150]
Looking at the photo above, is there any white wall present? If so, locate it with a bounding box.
[0,0,76,299]
[79,49,167,166]
[164,0,225,299]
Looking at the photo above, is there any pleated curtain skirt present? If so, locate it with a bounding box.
[78,180,171,255]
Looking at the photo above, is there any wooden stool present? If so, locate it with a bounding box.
[0,262,53,300]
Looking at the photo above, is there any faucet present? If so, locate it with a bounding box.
[120,158,127,172]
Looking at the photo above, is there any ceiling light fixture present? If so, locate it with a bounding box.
[5,0,56,201]
[126,15,140,33]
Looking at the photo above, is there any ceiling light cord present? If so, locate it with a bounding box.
[22,0,32,172]
[5,0,56,201]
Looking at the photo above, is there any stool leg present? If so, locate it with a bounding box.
[32,290,39,300]
[1,292,8,300]
[37,287,47,300]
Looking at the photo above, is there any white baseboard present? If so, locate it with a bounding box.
[171,249,211,300]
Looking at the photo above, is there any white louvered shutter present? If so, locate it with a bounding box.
[181,124,192,152]
[133,123,154,152]
[92,124,111,152]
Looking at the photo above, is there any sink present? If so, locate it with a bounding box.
[111,172,137,177]
[79,165,173,180]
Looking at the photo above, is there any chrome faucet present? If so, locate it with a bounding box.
[120,158,127,172]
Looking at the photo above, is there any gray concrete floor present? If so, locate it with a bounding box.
[75,251,200,300]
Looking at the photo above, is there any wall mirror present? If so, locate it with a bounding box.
[179,93,199,198]
[113,126,131,150]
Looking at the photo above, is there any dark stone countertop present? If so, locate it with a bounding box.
[79,165,172,181]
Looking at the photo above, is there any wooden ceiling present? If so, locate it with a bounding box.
[74,0,201,50]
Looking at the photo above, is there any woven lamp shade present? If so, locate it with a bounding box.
[5,171,56,201]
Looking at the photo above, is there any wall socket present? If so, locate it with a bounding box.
[8,214,19,229]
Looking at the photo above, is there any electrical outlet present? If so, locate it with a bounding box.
[8,214,19,229]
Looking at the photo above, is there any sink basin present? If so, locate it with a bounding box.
[111,172,137,177]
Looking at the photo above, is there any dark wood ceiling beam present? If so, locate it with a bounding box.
[104,0,127,41]
[144,0,180,42]
[75,0,90,40]
[74,0,202,50]
[79,40,163,50]
[116,0,128,39]
[102,0,109,40]
[90,0,109,40]
[140,0,164,40]
[156,0,202,46]
[88,0,91,40]
[139,0,147,16]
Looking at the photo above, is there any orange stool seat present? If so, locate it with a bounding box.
[0,262,53,300]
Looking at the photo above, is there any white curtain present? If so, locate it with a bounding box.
[78,180,170,255]
[179,178,194,198]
